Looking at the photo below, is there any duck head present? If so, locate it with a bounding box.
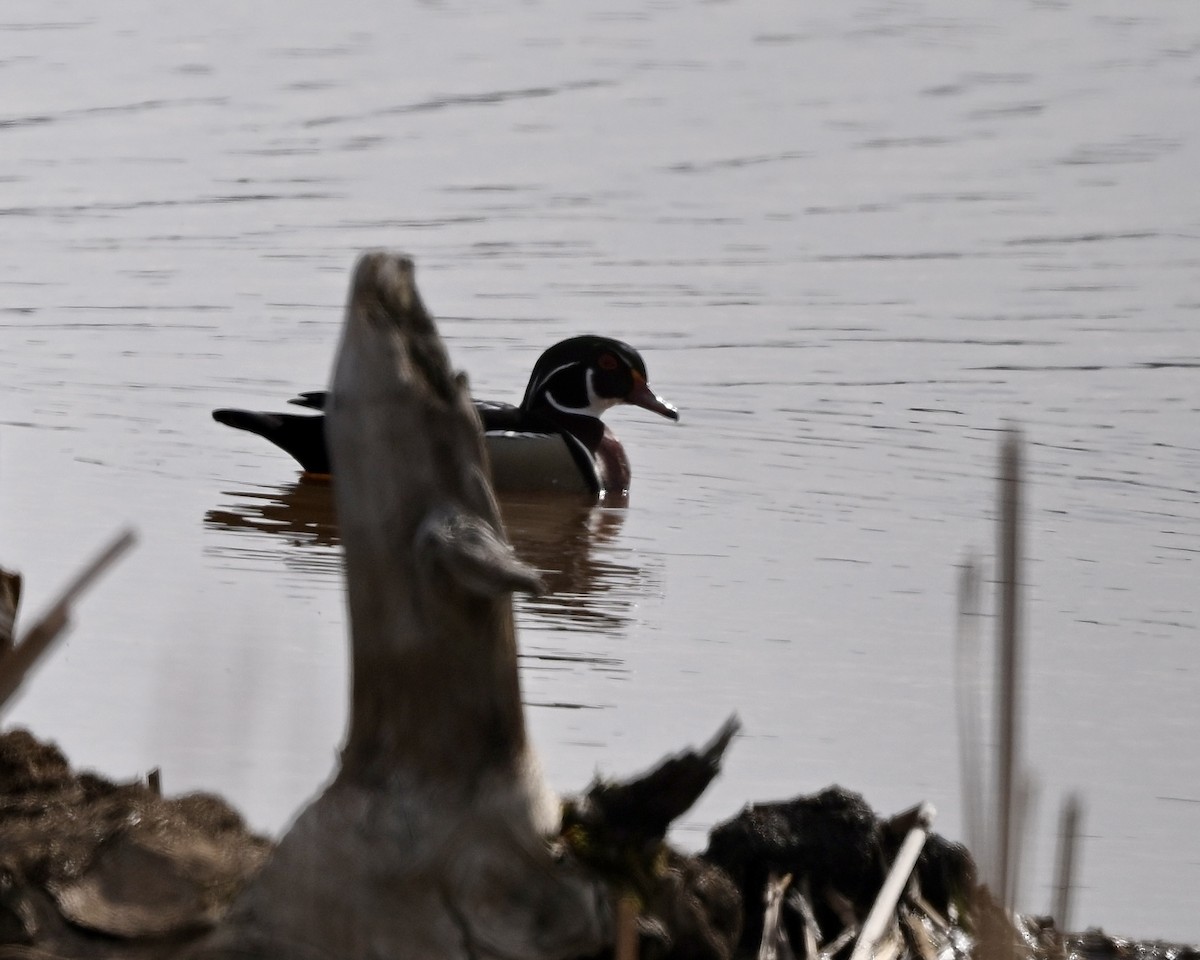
[520,335,680,423]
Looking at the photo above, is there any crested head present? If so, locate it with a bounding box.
[520,335,679,422]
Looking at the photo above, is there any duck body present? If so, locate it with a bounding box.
[213,336,678,499]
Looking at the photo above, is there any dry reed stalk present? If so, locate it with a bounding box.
[1052,794,1083,932]
[955,557,986,866]
[995,428,1022,911]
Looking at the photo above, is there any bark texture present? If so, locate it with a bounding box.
[193,252,610,960]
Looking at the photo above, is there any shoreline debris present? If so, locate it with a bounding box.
[4,724,1196,960]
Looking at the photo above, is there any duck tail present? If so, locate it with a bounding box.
[212,409,330,474]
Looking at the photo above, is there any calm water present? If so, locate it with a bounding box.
[3,0,1199,942]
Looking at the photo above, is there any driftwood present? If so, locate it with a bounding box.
[993,431,1022,912]
[192,253,611,960]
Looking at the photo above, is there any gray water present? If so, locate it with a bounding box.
[3,0,1199,942]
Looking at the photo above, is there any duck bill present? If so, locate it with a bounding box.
[627,376,680,421]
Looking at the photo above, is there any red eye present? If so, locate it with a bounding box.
[597,353,619,371]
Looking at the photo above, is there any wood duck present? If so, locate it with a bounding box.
[213,335,679,499]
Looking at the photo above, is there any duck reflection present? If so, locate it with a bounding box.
[499,493,637,637]
[206,476,339,548]
[203,479,646,637]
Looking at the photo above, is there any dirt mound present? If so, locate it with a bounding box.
[0,729,270,958]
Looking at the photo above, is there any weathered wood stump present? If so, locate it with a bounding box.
[192,253,610,960]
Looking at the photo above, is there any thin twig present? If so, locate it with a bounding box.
[791,877,822,960]
[819,925,858,960]
[758,872,796,960]
[0,529,136,710]
[900,904,940,960]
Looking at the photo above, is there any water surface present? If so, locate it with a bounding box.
[3,0,1198,942]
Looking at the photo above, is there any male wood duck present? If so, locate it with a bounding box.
[213,335,679,499]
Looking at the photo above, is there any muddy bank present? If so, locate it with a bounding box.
[0,729,269,959]
[3,727,1194,960]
